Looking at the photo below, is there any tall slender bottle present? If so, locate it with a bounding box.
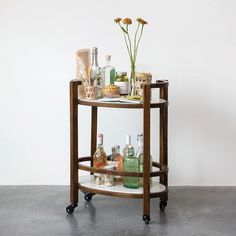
[123,134,132,157]
[90,47,100,85]
[136,133,153,186]
[102,55,116,85]
[123,146,140,188]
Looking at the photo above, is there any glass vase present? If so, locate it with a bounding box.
[130,63,136,96]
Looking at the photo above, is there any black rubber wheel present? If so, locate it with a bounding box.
[143,215,150,224]
[84,192,94,202]
[159,200,167,212]
[66,203,77,214]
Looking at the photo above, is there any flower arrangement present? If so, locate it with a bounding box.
[114,17,148,95]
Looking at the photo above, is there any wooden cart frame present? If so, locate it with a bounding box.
[66,80,169,224]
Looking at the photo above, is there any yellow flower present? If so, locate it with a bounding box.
[137,18,144,23]
[137,18,148,25]
[114,18,122,23]
[123,18,132,25]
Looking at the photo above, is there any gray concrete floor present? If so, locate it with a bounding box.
[0,186,236,236]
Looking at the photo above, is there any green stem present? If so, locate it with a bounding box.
[126,25,133,63]
[134,23,140,61]
[118,22,132,63]
[134,25,144,64]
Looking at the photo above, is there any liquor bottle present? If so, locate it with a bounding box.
[90,47,100,85]
[136,133,153,186]
[107,146,117,161]
[94,69,103,99]
[93,133,107,169]
[113,145,124,182]
[102,55,116,85]
[123,134,132,157]
[123,146,140,188]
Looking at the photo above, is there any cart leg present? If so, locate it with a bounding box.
[90,106,97,172]
[66,80,80,214]
[143,84,151,224]
[159,82,168,212]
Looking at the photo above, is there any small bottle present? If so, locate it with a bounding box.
[94,69,103,99]
[114,71,129,95]
[93,133,107,169]
[107,146,117,161]
[90,47,101,85]
[123,146,140,188]
[136,133,153,186]
[123,134,133,157]
[102,55,116,85]
[113,145,124,182]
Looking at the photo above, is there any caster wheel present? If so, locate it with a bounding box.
[66,203,77,214]
[84,192,94,202]
[159,200,167,212]
[143,215,150,224]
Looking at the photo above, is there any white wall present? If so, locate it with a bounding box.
[1,0,236,185]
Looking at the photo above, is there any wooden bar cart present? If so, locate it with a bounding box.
[66,79,169,224]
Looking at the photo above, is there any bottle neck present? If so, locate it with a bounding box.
[125,135,131,146]
[136,141,143,156]
[92,51,98,67]
[116,147,120,155]
[97,138,103,147]
[106,59,111,66]
[128,146,135,156]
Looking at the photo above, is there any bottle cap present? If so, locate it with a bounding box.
[105,55,111,61]
[125,134,131,145]
[111,146,116,154]
[115,145,120,153]
[92,47,98,53]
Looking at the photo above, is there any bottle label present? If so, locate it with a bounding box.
[98,134,103,145]
[114,81,128,95]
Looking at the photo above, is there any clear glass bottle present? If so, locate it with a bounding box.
[123,134,132,157]
[93,133,107,169]
[94,69,103,99]
[136,133,153,186]
[114,71,129,95]
[123,146,140,188]
[90,47,101,85]
[113,145,124,183]
[102,55,116,85]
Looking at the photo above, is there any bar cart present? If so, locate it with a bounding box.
[66,80,169,224]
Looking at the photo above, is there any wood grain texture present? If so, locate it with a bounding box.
[78,98,167,109]
[70,80,81,204]
[143,84,151,217]
[78,183,168,199]
[159,80,169,201]
[90,106,97,173]
[78,157,168,177]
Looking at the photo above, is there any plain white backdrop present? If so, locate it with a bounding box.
[0,0,236,185]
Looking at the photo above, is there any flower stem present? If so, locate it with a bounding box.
[126,25,133,63]
[119,22,132,63]
[134,23,140,62]
[134,24,144,63]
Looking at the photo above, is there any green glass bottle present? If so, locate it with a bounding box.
[123,142,140,189]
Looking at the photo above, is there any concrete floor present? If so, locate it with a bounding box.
[0,186,236,236]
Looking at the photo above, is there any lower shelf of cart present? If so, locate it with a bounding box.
[79,175,167,198]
